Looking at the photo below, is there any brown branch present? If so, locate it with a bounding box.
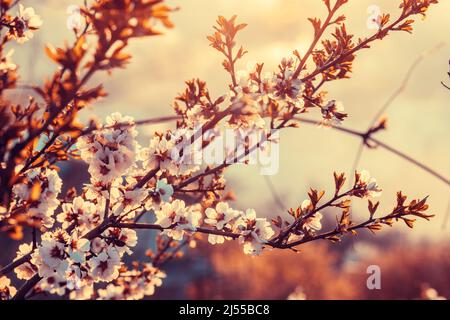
[275,189,352,245]
[300,8,432,84]
[134,167,160,189]
[174,113,292,191]
[0,254,31,277]
[81,115,180,136]
[7,2,443,300]
[12,274,41,300]
[280,211,408,249]
[20,132,60,174]
[292,0,341,79]
[115,222,240,240]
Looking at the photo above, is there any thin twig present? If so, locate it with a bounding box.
[346,43,445,218]
[349,43,445,174]
[0,254,31,277]
[275,189,351,244]
[295,117,450,186]
[262,175,285,211]
[12,274,41,300]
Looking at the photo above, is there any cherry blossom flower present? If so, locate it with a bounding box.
[155,179,174,202]
[354,170,382,198]
[32,237,69,278]
[12,166,62,228]
[57,196,98,231]
[141,131,199,177]
[205,202,238,230]
[236,209,275,255]
[18,5,43,28]
[155,199,186,229]
[30,230,71,281]
[274,57,304,102]
[64,262,93,294]
[137,264,166,297]
[205,202,239,244]
[111,188,147,217]
[65,265,83,291]
[235,61,259,92]
[90,237,107,255]
[14,243,37,280]
[166,210,202,240]
[67,236,91,264]
[303,212,323,232]
[78,113,138,185]
[84,180,120,202]
[299,199,323,232]
[155,200,202,240]
[228,57,307,128]
[89,246,121,282]
[171,205,202,240]
[98,264,166,300]
[0,276,17,300]
[321,100,347,125]
[141,133,177,173]
[171,129,202,175]
[258,71,277,99]
[206,234,224,245]
[185,104,207,127]
[0,49,17,74]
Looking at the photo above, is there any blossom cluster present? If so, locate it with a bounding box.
[184,57,346,130]
[78,113,138,185]
[204,202,275,255]
[353,170,382,198]
[12,167,62,228]
[3,112,278,299]
[13,226,139,299]
[140,131,200,177]
[0,104,404,300]
[153,199,276,256]
[0,49,16,74]
[0,0,439,301]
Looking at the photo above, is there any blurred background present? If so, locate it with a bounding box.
[2,0,450,299]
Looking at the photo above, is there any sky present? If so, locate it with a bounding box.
[9,0,450,240]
